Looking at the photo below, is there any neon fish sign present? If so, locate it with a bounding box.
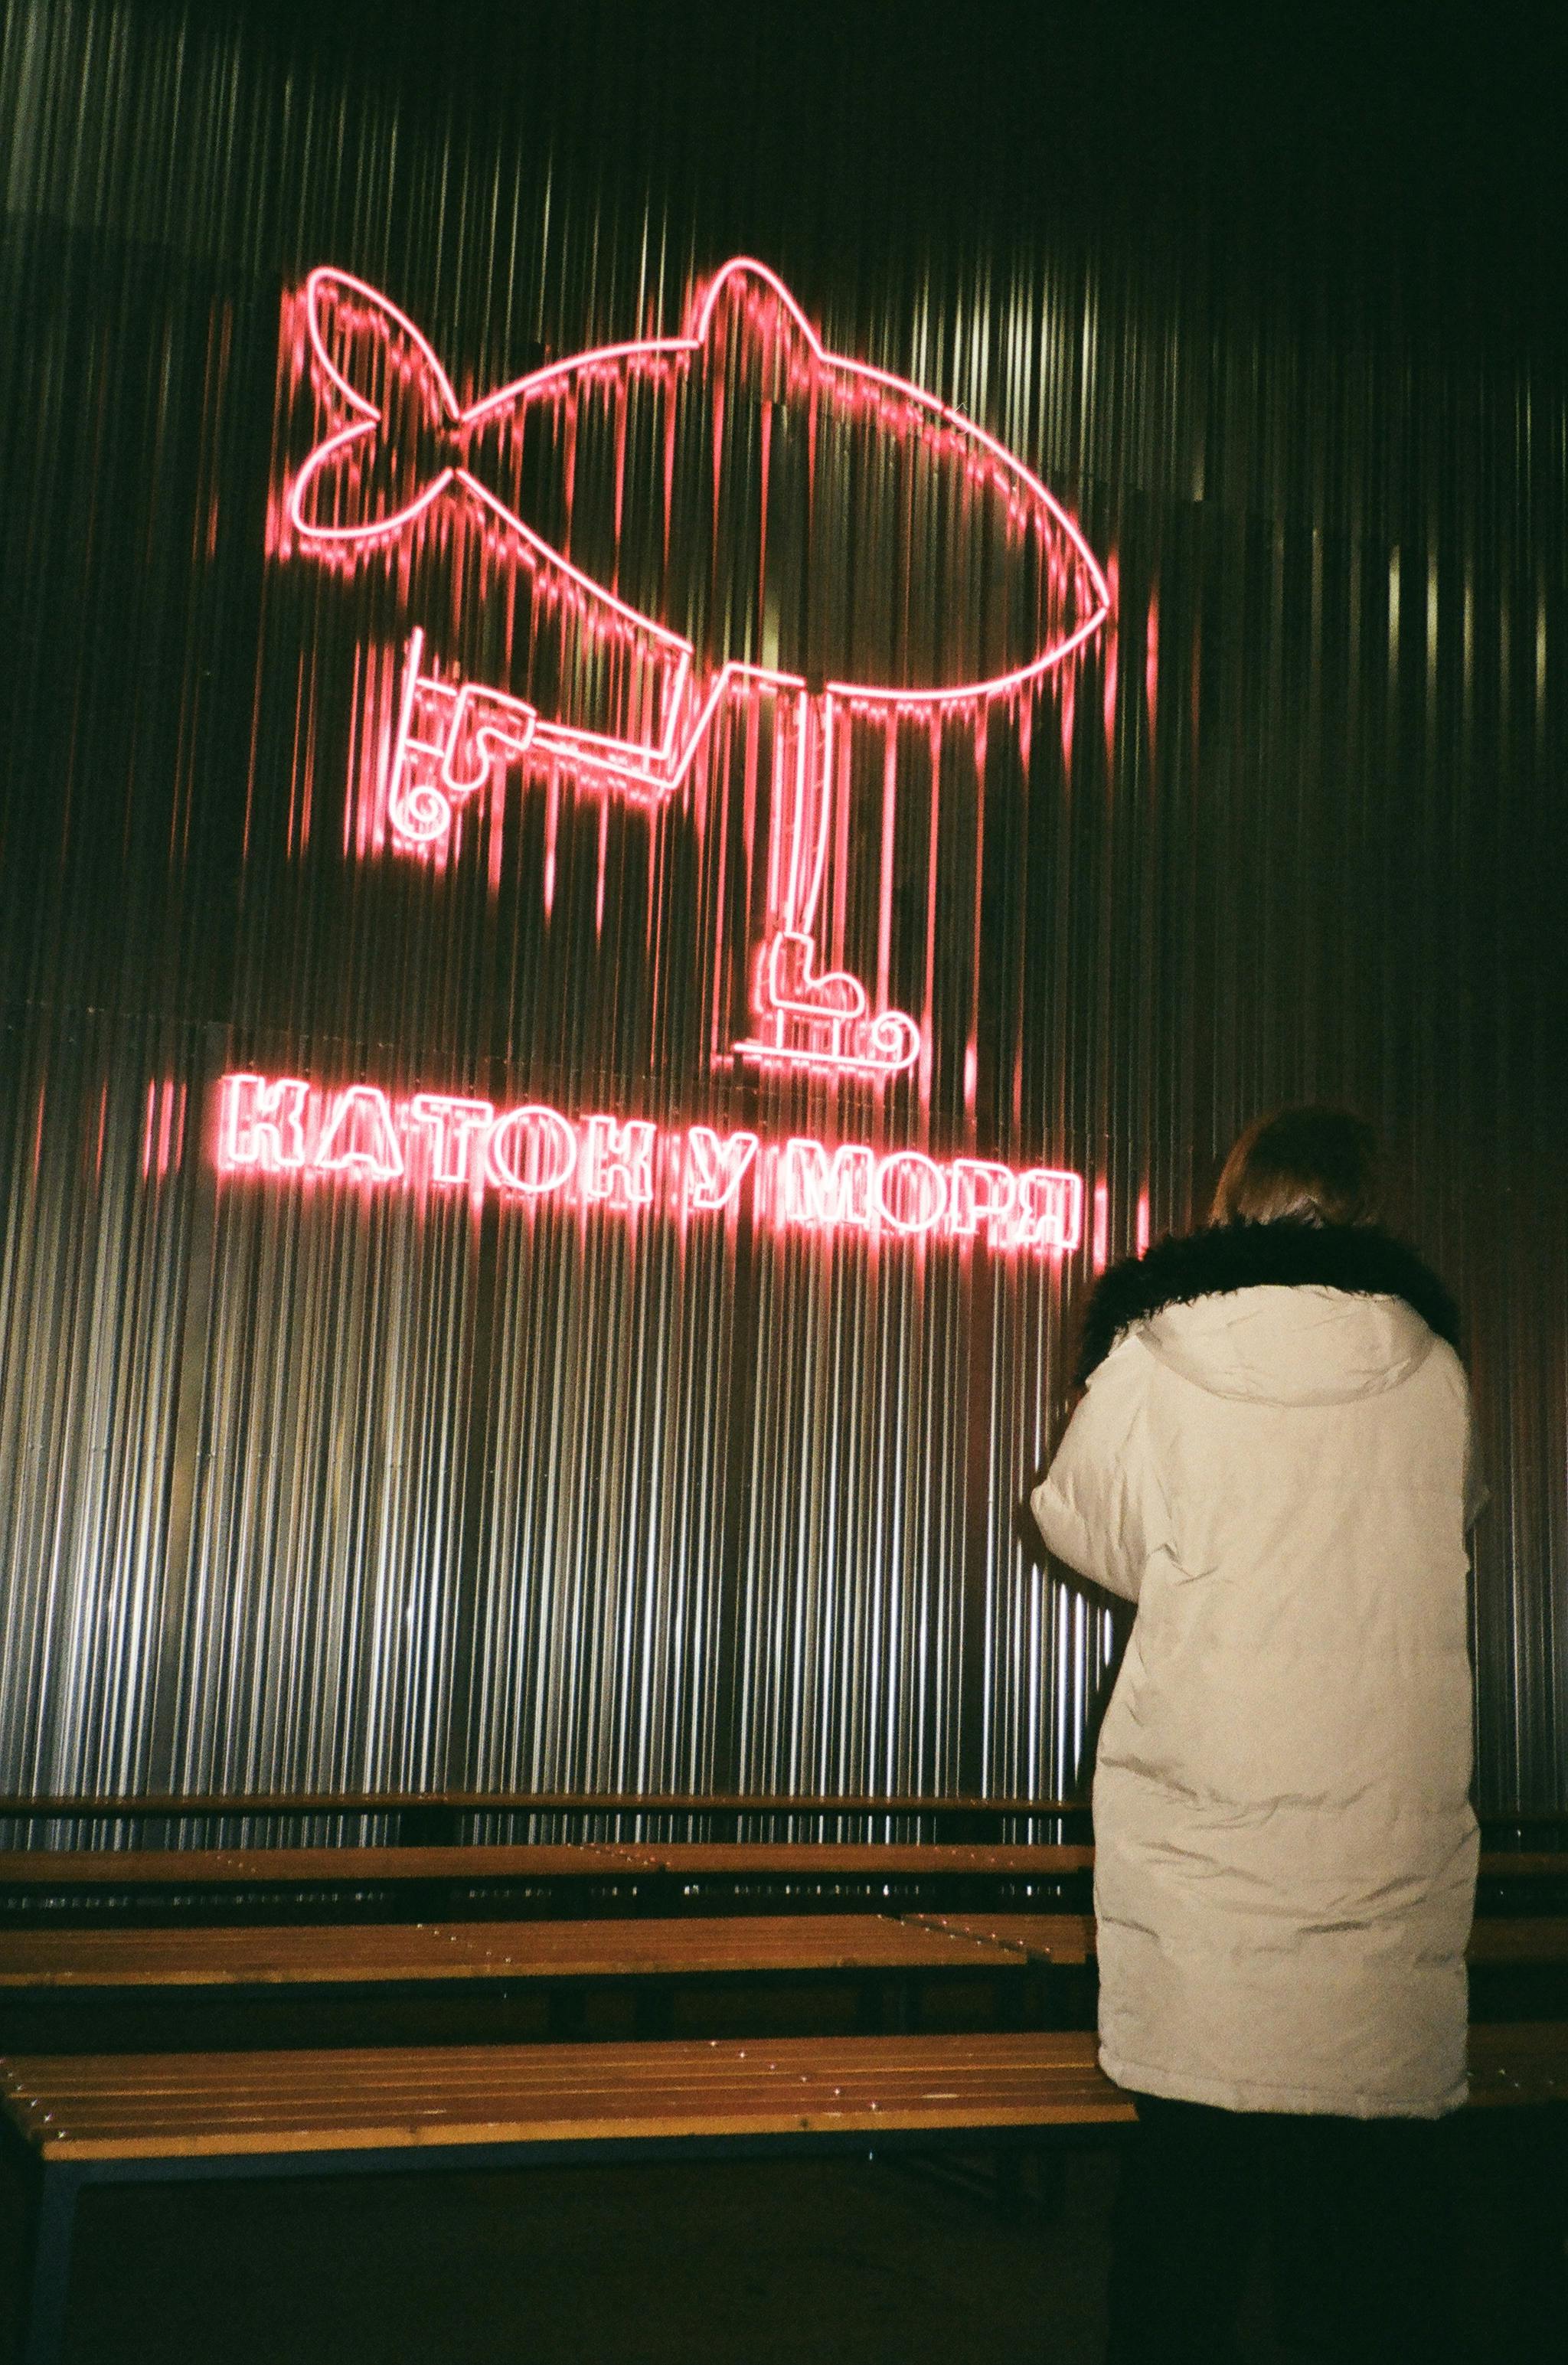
[283,257,1109,1083]
[216,1073,1083,1253]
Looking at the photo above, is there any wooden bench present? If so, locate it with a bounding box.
[3,2023,1563,2365]
[0,1915,1033,2050]
[1,2030,1127,2365]
[613,1843,1093,1873]
[8,1910,1556,2053]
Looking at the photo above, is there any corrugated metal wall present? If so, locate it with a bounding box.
[1,0,1563,1825]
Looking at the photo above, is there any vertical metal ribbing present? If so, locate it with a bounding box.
[0,2,1561,1841]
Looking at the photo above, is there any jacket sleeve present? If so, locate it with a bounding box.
[1030,1333,1162,1602]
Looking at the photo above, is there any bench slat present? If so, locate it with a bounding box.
[908,1914,1097,1964]
[0,1915,1027,1989]
[1465,1916,1568,1964]
[0,1846,647,1888]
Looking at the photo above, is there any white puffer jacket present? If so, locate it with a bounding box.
[1031,1224,1479,2120]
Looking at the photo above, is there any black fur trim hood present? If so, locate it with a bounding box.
[1075,1221,1462,1386]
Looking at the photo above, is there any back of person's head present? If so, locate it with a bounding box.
[1210,1106,1383,1228]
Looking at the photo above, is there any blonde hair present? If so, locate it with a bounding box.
[1210,1106,1383,1228]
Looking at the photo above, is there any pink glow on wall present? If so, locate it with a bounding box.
[282,260,1111,1083]
[213,1073,1083,1255]
[139,1080,187,1180]
[1092,1180,1110,1272]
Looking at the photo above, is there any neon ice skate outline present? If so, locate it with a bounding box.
[286,259,1111,1079]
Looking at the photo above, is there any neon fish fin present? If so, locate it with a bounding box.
[288,267,461,544]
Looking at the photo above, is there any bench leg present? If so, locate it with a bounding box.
[18,2164,80,2365]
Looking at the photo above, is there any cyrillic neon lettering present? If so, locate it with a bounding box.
[581,1114,656,1207]
[874,1151,947,1234]
[486,1104,577,1196]
[407,1093,495,1185]
[314,1086,405,1181]
[217,1073,310,1171]
[1014,1168,1084,1253]
[212,1075,1083,1258]
[948,1159,1018,1247]
[684,1125,760,1213]
[779,1138,874,1229]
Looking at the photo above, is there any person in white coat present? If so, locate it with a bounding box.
[1031,1108,1480,2363]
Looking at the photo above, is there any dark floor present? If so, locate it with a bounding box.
[17,2116,1565,2365]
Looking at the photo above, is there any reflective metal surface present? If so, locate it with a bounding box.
[0,1,1562,1832]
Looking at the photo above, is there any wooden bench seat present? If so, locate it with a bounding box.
[0,2029,1128,2158]
[1464,2022,1568,2106]
[0,1843,647,1888]
[0,1915,1036,2053]
[4,2023,1563,2364]
[8,1911,1555,2054]
[0,1914,1022,1988]
[0,2029,1123,2364]
[1466,1916,1568,1962]
[910,1913,1568,2033]
[4,2024,1559,2162]
[0,1843,1092,1885]
[601,1844,1096,1914]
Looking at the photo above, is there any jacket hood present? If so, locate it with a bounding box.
[1139,1285,1439,1405]
[1076,1221,1462,1400]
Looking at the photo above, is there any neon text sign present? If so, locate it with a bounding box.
[283,258,1109,1083]
[216,1073,1083,1254]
